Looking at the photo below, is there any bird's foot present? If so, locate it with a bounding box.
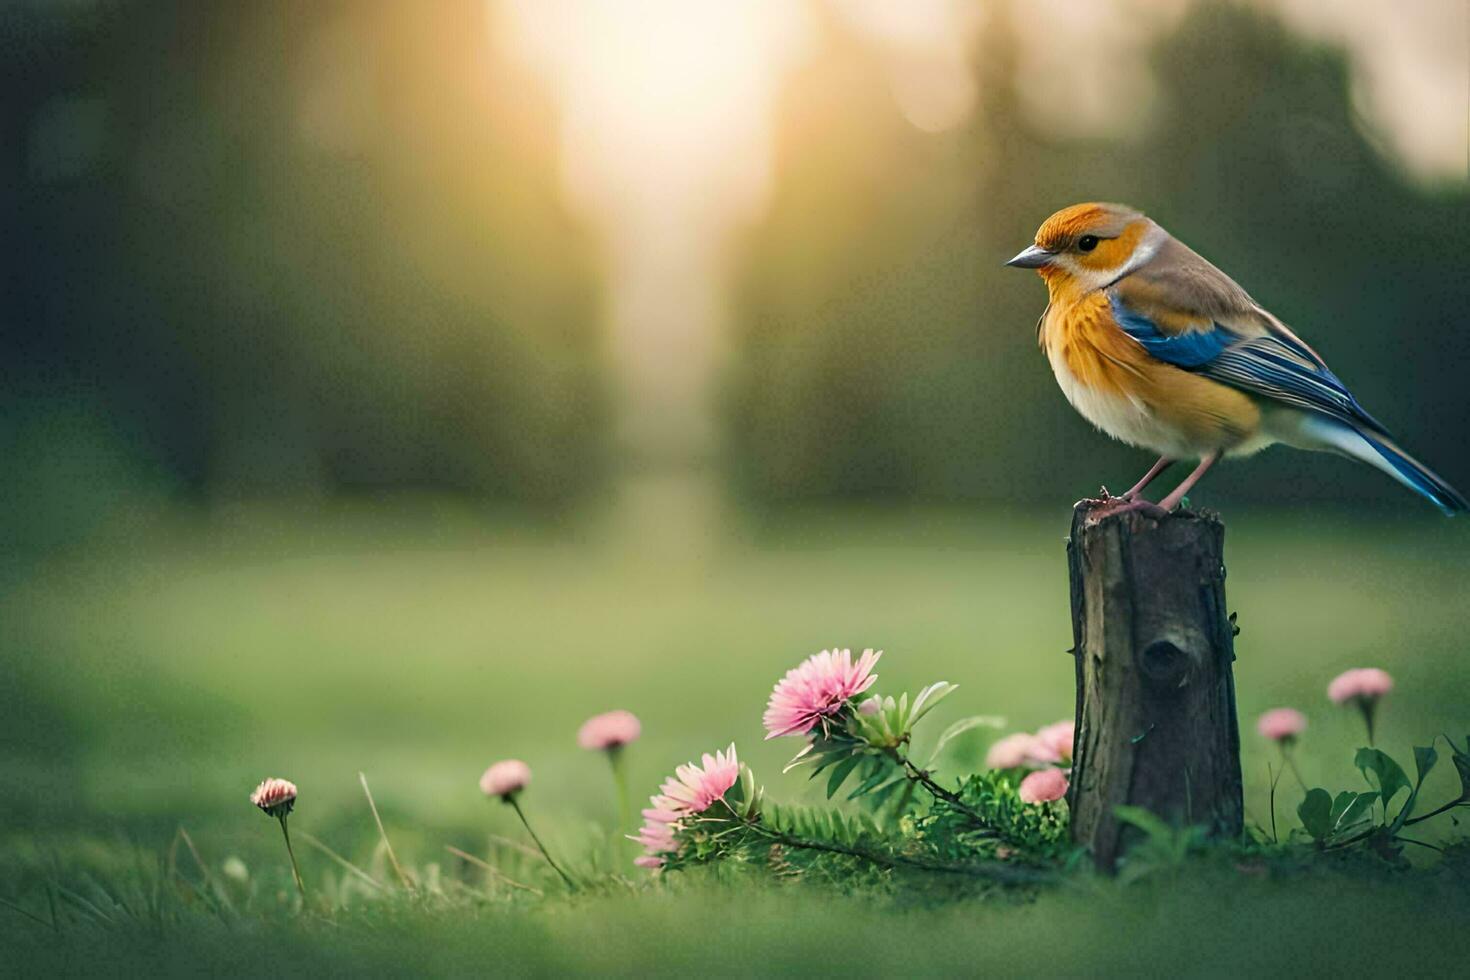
[1087,497,1171,521]
[1075,485,1129,509]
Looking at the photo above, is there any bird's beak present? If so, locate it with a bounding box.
[1004,244,1054,269]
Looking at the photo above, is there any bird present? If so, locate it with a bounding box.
[1005,202,1467,516]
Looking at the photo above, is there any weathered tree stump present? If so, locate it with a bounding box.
[1066,503,1243,870]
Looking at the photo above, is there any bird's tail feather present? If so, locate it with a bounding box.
[1355,431,1468,515]
[1303,416,1468,514]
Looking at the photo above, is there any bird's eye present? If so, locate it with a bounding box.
[1078,235,1099,252]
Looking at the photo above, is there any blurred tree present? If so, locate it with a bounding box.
[0,0,607,547]
[726,1,1470,509]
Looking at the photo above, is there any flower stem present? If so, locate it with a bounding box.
[277,814,306,902]
[742,819,1040,882]
[1358,698,1377,746]
[1404,797,1467,827]
[894,753,999,835]
[508,797,576,890]
[608,747,631,836]
[1266,763,1281,845]
[1281,748,1307,793]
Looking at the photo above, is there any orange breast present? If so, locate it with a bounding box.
[1043,293,1148,398]
[1042,293,1263,454]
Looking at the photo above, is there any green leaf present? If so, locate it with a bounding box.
[1329,791,1355,825]
[806,740,853,778]
[1114,805,1174,840]
[846,764,893,801]
[781,742,817,774]
[1414,744,1438,785]
[924,715,1006,767]
[875,701,896,741]
[1297,788,1333,840]
[1331,792,1377,834]
[909,682,958,727]
[861,775,907,810]
[825,756,862,799]
[1355,748,1410,806]
[1450,736,1470,802]
[1388,745,1440,831]
[738,765,760,818]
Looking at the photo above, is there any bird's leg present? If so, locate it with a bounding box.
[1088,453,1218,520]
[1120,457,1174,501]
[1154,451,1220,512]
[1093,457,1173,503]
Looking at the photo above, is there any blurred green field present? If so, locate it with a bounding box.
[3,499,1470,973]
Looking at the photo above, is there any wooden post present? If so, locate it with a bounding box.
[1065,503,1243,870]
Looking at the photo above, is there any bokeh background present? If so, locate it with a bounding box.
[2,0,1468,876]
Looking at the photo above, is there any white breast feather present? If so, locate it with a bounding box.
[1047,344,1192,457]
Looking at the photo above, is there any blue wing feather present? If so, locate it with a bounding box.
[1107,293,1389,435]
[1108,295,1234,367]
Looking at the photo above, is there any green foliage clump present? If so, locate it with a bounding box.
[648,673,1068,888]
[927,770,1071,863]
[1292,736,1470,861]
[646,656,1470,895]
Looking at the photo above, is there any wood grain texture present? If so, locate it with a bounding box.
[1065,503,1243,870]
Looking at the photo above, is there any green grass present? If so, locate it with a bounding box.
[6,867,1470,977]
[3,498,1469,974]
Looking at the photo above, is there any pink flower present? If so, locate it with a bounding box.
[249,778,297,817]
[578,710,642,750]
[763,648,881,739]
[1256,708,1307,743]
[986,722,1074,770]
[479,760,532,799]
[1018,768,1069,804]
[632,814,678,855]
[657,744,741,813]
[1033,720,1075,764]
[251,778,306,897]
[1327,668,1394,704]
[631,744,742,870]
[986,733,1038,770]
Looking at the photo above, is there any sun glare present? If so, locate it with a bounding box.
[498,0,812,228]
[496,0,813,461]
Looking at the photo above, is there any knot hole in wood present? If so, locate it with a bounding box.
[1138,637,1194,689]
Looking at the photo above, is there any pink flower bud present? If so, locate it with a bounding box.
[577,710,642,750]
[479,760,532,798]
[249,778,297,818]
[1018,767,1069,804]
[986,733,1038,770]
[1327,668,1393,704]
[1256,707,1307,742]
[1033,720,1075,764]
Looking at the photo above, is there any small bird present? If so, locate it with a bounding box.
[1006,202,1467,515]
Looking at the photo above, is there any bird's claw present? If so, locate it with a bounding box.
[1089,498,1171,521]
[1076,485,1128,509]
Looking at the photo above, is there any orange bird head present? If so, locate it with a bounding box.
[1006,202,1158,297]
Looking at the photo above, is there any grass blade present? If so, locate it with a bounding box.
[359,772,415,891]
[296,831,389,894]
[444,845,543,897]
